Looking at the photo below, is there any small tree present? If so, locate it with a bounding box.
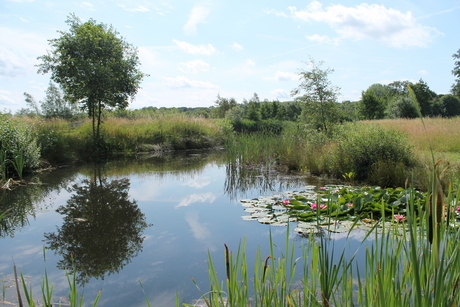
[37,14,146,140]
[452,48,460,96]
[291,59,341,132]
[41,81,76,119]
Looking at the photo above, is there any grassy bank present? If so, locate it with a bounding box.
[2,114,460,188]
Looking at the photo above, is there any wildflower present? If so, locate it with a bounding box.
[282,199,290,205]
[394,214,405,222]
[320,204,327,210]
[347,203,354,207]
[310,203,317,209]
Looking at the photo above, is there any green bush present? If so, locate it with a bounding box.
[330,122,415,186]
[0,115,40,179]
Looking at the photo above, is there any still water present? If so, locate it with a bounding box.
[0,151,368,306]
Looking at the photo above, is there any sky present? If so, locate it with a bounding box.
[1,0,459,112]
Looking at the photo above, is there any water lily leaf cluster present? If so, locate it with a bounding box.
[241,185,429,233]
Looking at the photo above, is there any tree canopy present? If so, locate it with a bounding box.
[452,48,460,96]
[37,14,146,140]
[291,59,341,132]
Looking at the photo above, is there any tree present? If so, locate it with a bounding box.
[211,94,237,118]
[41,81,76,119]
[452,49,460,96]
[37,14,146,140]
[291,59,341,132]
[360,89,385,120]
[411,79,437,116]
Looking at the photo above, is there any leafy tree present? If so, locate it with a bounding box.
[291,59,341,132]
[432,95,460,117]
[386,96,418,119]
[41,81,76,119]
[452,48,460,96]
[411,79,437,116]
[37,14,146,140]
[16,93,41,117]
[211,94,237,118]
[360,89,385,119]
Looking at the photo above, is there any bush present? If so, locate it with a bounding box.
[329,122,415,186]
[0,115,40,179]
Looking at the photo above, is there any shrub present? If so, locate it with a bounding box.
[0,115,40,179]
[329,122,415,186]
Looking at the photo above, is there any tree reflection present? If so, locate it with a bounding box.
[44,173,148,284]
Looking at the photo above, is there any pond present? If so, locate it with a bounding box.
[0,150,370,306]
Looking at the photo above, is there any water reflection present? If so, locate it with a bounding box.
[44,169,149,284]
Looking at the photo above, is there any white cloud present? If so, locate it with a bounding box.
[117,4,150,12]
[176,192,216,208]
[263,8,288,17]
[305,34,329,43]
[246,59,255,66]
[179,59,210,73]
[231,42,243,51]
[162,76,218,90]
[264,71,298,82]
[419,70,429,76]
[183,5,210,35]
[173,39,216,55]
[270,89,290,99]
[289,2,440,48]
[0,90,19,108]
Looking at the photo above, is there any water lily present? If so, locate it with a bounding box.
[347,203,354,207]
[456,206,460,213]
[319,187,326,190]
[310,203,317,209]
[320,204,327,210]
[394,214,405,222]
[282,199,290,205]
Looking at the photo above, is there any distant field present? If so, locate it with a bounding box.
[368,117,460,154]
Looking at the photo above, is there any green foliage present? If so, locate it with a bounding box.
[37,14,146,140]
[330,122,415,186]
[386,96,418,119]
[431,94,460,117]
[0,114,40,179]
[229,119,284,134]
[291,58,341,133]
[360,89,385,119]
[452,48,460,96]
[211,94,237,118]
[41,81,76,119]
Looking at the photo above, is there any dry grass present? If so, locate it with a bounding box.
[368,117,460,153]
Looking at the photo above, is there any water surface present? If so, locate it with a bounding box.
[0,151,368,306]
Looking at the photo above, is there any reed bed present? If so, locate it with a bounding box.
[185,183,460,307]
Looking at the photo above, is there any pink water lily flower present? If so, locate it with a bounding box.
[310,203,317,209]
[319,187,326,190]
[282,199,290,205]
[320,204,328,210]
[456,206,460,213]
[394,214,405,222]
[347,203,354,207]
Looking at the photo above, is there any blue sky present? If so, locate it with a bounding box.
[1,0,459,112]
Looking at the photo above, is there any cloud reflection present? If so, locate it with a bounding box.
[185,211,211,240]
[176,192,216,208]
[182,176,211,188]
